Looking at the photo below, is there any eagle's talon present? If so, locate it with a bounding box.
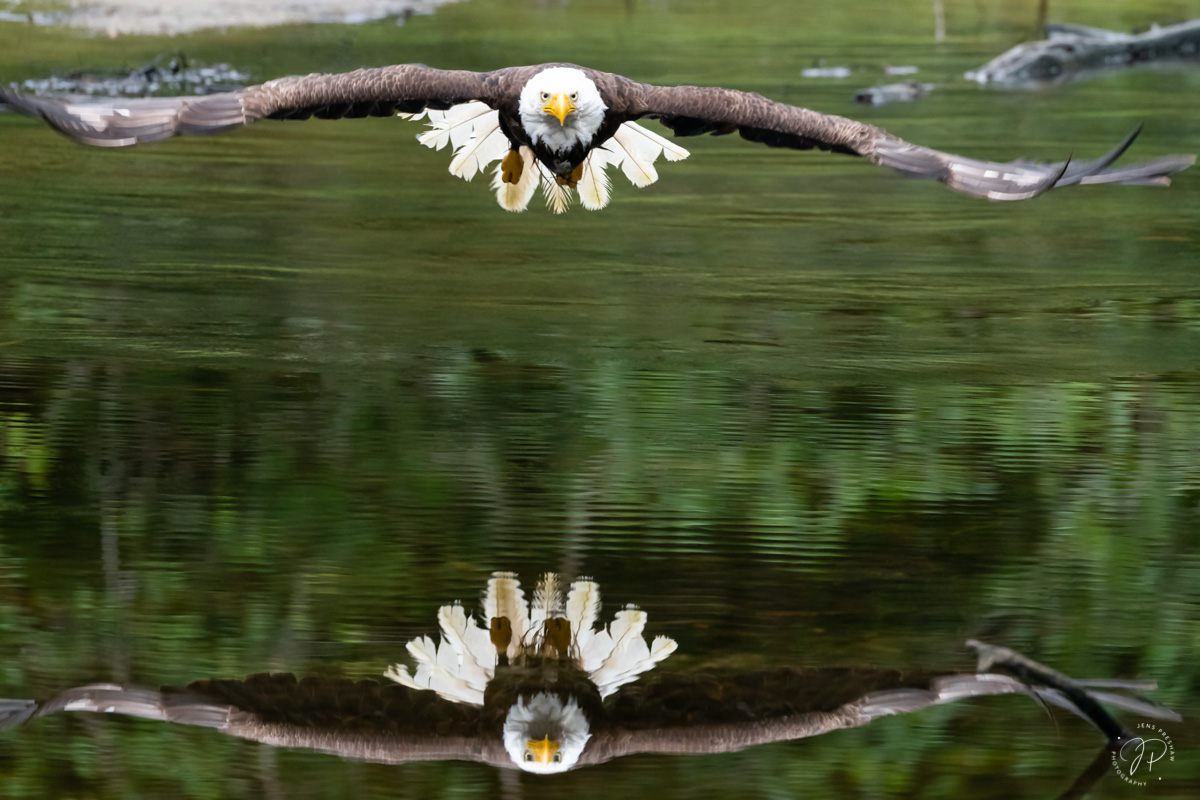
[490,616,513,665]
[500,149,523,185]
[554,163,584,189]
[544,617,571,658]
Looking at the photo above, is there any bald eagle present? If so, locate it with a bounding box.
[0,573,1181,778]
[385,571,678,772]
[0,64,1193,211]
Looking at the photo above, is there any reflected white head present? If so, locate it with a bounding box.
[502,692,591,774]
[518,67,607,154]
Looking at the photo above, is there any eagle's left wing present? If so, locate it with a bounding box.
[0,673,514,768]
[0,65,500,147]
[578,640,1179,766]
[625,80,1194,200]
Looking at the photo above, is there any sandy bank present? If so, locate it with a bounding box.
[0,0,462,37]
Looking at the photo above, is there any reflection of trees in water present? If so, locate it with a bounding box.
[0,354,1196,794]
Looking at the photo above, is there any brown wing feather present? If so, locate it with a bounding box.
[3,674,512,768]
[625,80,1194,200]
[0,65,501,147]
[577,669,1064,765]
[628,81,880,156]
[576,667,946,765]
[579,641,1179,766]
[243,65,500,121]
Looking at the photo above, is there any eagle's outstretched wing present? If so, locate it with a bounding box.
[577,640,1180,766]
[0,65,501,147]
[0,673,513,768]
[627,81,1195,200]
[3,64,1193,202]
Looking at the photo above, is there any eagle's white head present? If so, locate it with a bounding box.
[518,67,607,154]
[502,691,591,773]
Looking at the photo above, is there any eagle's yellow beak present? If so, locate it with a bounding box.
[527,734,561,765]
[543,93,575,125]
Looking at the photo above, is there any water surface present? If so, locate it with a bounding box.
[0,1,1198,797]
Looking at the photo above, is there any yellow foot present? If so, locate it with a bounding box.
[490,616,512,663]
[544,617,571,657]
[554,163,584,189]
[501,150,524,185]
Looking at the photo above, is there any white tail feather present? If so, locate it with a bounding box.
[610,125,659,187]
[386,634,486,705]
[485,571,530,658]
[579,628,614,672]
[538,167,573,214]
[436,603,495,691]
[448,120,507,181]
[404,634,439,667]
[598,607,648,668]
[491,148,539,213]
[429,671,485,705]
[383,663,420,689]
[606,122,691,187]
[431,630,483,703]
[650,635,679,661]
[576,151,613,211]
[567,579,602,653]
[624,121,690,161]
[413,102,495,151]
[531,572,564,626]
[583,607,678,698]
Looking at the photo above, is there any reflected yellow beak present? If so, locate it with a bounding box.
[543,93,575,125]
[527,735,560,765]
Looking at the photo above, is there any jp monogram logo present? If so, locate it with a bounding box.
[1111,722,1176,787]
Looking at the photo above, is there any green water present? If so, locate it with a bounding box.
[1,1,1198,797]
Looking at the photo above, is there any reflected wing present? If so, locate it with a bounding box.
[629,82,1194,200]
[0,673,512,768]
[579,640,1179,765]
[0,65,501,147]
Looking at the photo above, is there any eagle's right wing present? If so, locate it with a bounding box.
[1,673,513,768]
[0,65,500,147]
[627,79,1194,200]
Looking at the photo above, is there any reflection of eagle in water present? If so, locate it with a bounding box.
[0,573,1180,775]
[385,571,678,772]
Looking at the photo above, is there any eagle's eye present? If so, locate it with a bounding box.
[524,752,534,762]
[553,752,562,763]
[569,92,578,102]
[540,91,550,102]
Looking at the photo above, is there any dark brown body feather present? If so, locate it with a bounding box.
[1,62,1193,199]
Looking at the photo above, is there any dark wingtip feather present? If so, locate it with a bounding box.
[1078,153,1196,187]
[0,699,38,730]
[873,128,1194,200]
[963,639,1186,742]
[0,87,247,146]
